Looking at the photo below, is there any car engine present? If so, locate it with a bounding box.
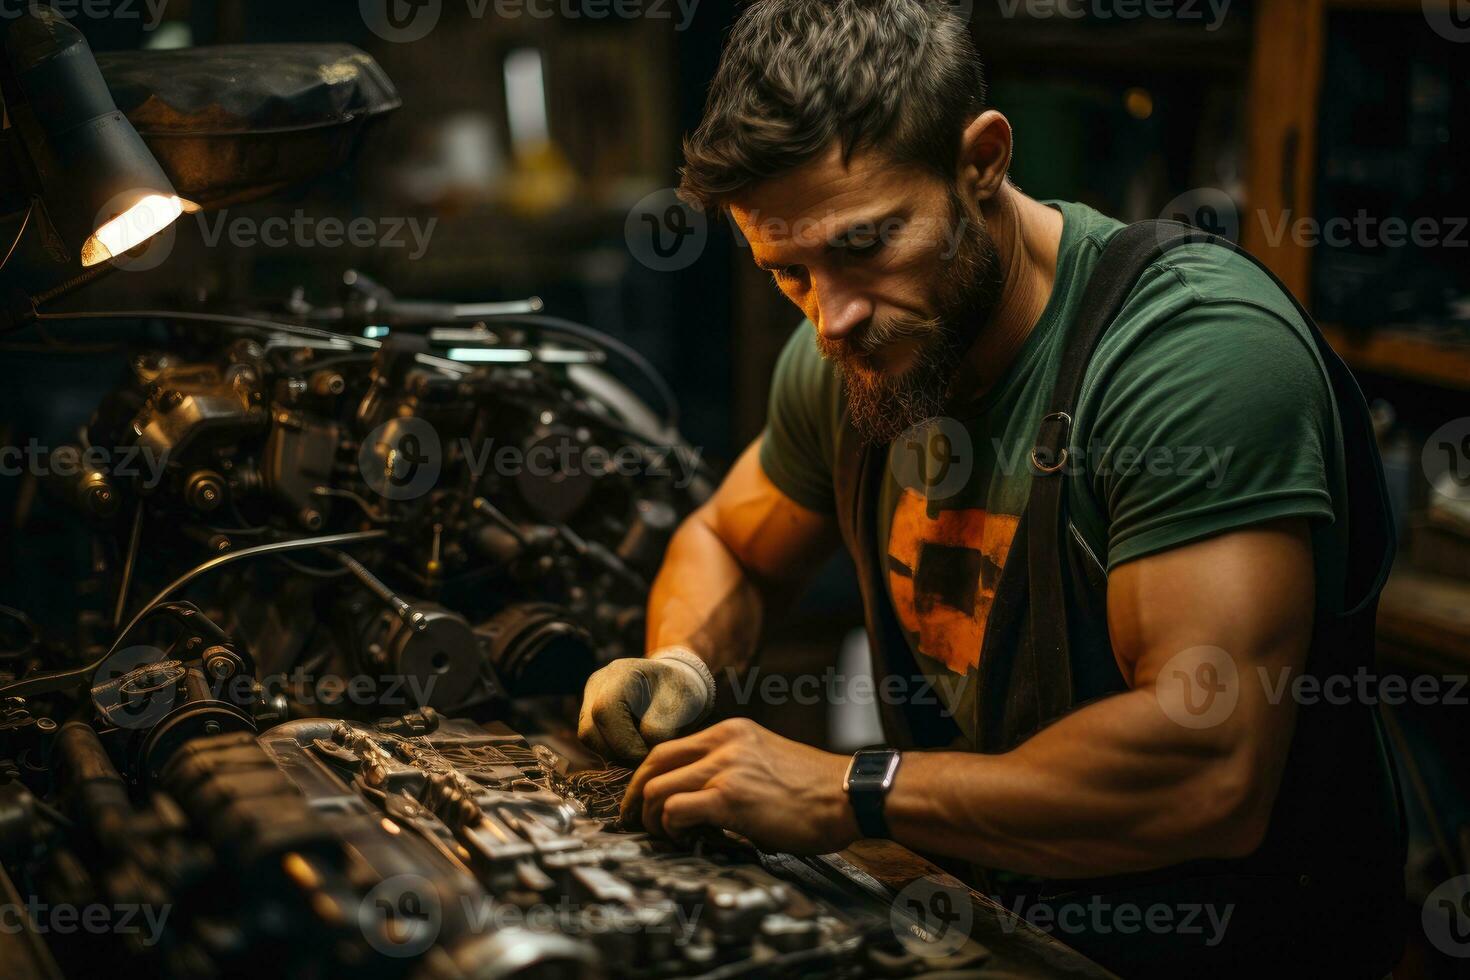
[5,279,709,716]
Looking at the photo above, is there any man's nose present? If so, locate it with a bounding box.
[813,274,873,343]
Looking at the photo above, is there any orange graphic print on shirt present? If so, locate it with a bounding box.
[886,487,1021,674]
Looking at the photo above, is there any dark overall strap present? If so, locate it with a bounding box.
[1024,221,1205,722]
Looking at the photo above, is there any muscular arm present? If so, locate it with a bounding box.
[881,518,1312,875]
[627,518,1316,875]
[647,436,839,672]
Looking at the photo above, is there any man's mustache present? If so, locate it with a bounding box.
[818,312,945,364]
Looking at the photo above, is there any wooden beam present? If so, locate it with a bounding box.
[1241,0,1326,306]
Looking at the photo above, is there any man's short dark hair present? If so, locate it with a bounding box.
[679,0,987,211]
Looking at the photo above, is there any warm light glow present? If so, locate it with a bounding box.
[81,193,185,267]
[1124,87,1154,120]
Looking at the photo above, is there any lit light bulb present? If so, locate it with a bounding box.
[80,193,185,267]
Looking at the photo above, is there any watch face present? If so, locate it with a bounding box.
[851,751,896,781]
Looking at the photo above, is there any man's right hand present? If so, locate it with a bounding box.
[577,648,717,764]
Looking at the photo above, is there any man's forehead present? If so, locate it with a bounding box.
[728,146,929,248]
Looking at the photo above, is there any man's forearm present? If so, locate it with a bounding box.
[646,509,767,673]
[881,685,1285,879]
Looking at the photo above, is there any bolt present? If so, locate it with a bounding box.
[313,372,346,396]
[85,485,118,518]
[203,721,221,736]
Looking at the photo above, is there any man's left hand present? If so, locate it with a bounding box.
[620,718,861,854]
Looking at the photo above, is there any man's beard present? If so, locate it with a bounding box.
[817,190,1001,445]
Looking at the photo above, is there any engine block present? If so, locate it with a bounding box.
[44,712,958,978]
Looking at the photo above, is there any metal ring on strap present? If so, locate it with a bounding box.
[1030,411,1073,474]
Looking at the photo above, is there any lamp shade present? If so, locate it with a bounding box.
[3,7,191,267]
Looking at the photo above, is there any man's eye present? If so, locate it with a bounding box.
[843,238,885,259]
[773,265,806,282]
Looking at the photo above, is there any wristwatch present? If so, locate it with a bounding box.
[843,749,901,839]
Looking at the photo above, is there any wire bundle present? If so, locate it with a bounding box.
[562,766,634,821]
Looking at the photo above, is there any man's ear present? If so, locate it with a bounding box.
[956,110,1012,205]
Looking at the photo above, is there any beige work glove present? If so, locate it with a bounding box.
[577,647,716,765]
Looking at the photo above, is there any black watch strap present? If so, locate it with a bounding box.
[844,749,901,839]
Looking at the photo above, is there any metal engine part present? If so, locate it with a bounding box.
[2,713,991,979]
[6,288,708,722]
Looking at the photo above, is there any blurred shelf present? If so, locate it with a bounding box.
[970,10,1250,75]
[1328,0,1454,10]
[1319,323,1470,391]
[1377,564,1470,674]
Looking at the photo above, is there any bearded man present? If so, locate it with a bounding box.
[578,2,1404,976]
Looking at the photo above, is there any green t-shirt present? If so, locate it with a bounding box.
[759,200,1348,748]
